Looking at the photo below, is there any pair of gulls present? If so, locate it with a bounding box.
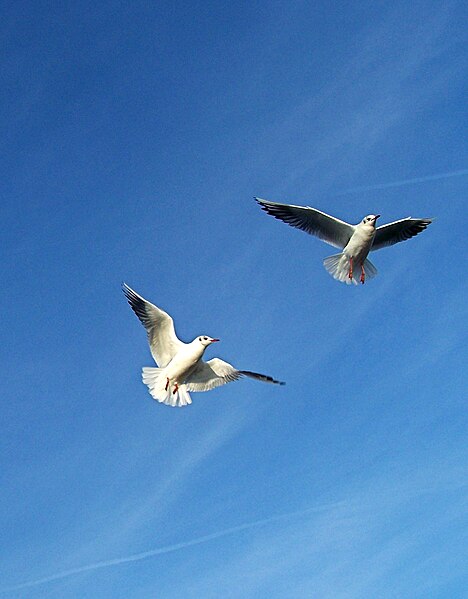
[124,198,432,407]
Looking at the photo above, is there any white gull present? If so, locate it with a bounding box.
[123,284,284,407]
[256,197,432,285]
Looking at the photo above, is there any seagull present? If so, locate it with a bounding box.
[122,284,284,407]
[255,198,432,285]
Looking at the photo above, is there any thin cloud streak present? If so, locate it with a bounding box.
[1,502,341,593]
[336,168,468,195]
[58,404,257,572]
[250,5,461,194]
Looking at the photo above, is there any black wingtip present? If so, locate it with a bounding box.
[239,370,286,385]
[122,283,141,308]
[255,197,277,215]
[413,218,434,236]
[122,282,132,298]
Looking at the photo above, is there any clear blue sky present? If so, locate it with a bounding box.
[1,1,467,597]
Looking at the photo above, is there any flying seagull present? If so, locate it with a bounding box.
[255,198,432,285]
[122,284,284,407]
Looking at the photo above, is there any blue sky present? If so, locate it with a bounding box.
[1,1,467,597]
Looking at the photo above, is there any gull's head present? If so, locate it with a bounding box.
[197,336,220,348]
[361,214,380,227]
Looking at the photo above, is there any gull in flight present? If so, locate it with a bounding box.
[256,198,432,285]
[122,284,284,407]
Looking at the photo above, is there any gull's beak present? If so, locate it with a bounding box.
[374,214,381,221]
[210,338,220,343]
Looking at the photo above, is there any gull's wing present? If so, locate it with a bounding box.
[186,358,285,392]
[122,283,184,367]
[255,197,355,249]
[371,218,433,251]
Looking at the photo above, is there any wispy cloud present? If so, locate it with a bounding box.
[336,168,468,195]
[250,3,464,196]
[54,403,258,571]
[0,502,341,593]
[5,458,465,596]
[161,464,467,599]
[296,258,408,379]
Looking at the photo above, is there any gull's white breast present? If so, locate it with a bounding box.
[344,225,376,260]
[165,343,204,382]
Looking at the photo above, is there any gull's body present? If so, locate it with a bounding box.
[162,338,207,389]
[123,284,284,407]
[329,215,379,283]
[256,198,432,285]
[342,218,377,267]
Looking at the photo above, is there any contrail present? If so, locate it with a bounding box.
[336,168,468,195]
[1,502,341,593]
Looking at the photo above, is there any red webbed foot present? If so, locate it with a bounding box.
[348,257,354,280]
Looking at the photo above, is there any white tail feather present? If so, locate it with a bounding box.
[323,253,378,285]
[142,367,192,407]
[363,257,378,279]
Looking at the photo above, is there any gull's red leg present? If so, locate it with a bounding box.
[348,257,354,280]
[360,264,365,284]
[172,383,179,395]
[165,378,170,391]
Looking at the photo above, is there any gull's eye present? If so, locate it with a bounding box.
[203,336,208,341]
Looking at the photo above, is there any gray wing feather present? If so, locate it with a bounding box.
[256,197,355,249]
[186,359,242,392]
[122,283,184,367]
[186,358,285,392]
[371,218,433,251]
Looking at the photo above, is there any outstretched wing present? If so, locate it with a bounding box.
[122,283,184,367]
[186,358,285,392]
[255,197,354,249]
[371,218,433,251]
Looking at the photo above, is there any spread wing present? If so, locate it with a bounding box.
[371,218,433,251]
[186,358,285,392]
[122,283,184,367]
[255,197,355,249]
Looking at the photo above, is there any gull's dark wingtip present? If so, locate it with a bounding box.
[255,197,278,216]
[121,283,142,309]
[239,370,286,386]
[121,282,133,299]
[412,218,434,237]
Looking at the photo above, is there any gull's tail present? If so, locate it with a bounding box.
[323,253,378,285]
[141,368,192,407]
